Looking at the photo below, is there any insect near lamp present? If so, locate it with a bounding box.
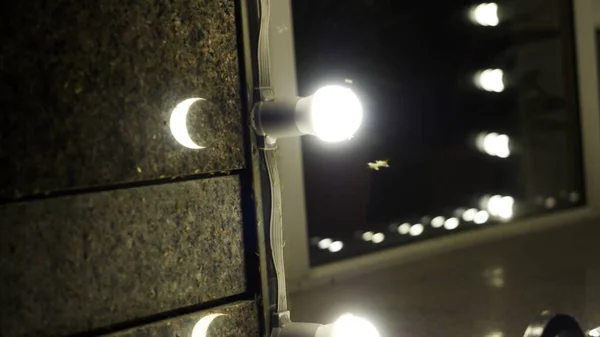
[253,85,363,142]
[272,313,380,337]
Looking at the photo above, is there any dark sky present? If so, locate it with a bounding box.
[291,0,585,264]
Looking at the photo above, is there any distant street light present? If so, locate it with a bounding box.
[254,85,363,142]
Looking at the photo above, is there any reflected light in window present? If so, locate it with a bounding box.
[409,224,424,236]
[545,197,556,209]
[483,195,514,220]
[371,233,385,244]
[476,69,505,93]
[362,231,374,241]
[398,223,411,235]
[478,132,511,158]
[328,241,344,253]
[444,217,460,230]
[569,192,580,203]
[462,208,479,222]
[471,3,499,26]
[431,216,445,228]
[474,210,490,224]
[318,238,333,250]
[191,313,224,337]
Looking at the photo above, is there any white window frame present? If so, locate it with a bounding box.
[268,0,600,293]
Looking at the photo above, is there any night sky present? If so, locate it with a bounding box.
[292,0,585,265]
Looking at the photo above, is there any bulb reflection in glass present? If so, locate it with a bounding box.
[474,210,490,224]
[409,224,424,236]
[318,238,332,250]
[477,132,511,158]
[431,216,445,228]
[476,69,505,93]
[397,223,411,235]
[462,208,479,222]
[329,241,344,253]
[471,3,500,26]
[444,217,460,230]
[309,86,363,142]
[371,233,385,244]
[482,195,514,220]
[362,231,374,241]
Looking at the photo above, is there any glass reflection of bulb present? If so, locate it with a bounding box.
[318,238,332,250]
[478,132,511,158]
[371,233,385,244]
[328,241,344,253]
[462,208,479,222]
[471,3,500,26]
[431,216,445,228]
[362,231,374,241]
[474,210,490,224]
[309,86,363,142]
[476,69,505,93]
[444,217,460,230]
[331,314,380,337]
[398,223,411,235]
[409,224,424,236]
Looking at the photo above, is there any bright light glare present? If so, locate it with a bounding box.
[483,195,514,219]
[444,217,460,230]
[589,328,600,337]
[476,69,505,93]
[192,313,224,337]
[362,231,374,241]
[462,208,478,222]
[474,210,490,224]
[169,98,206,149]
[310,86,363,142]
[318,238,332,250]
[431,216,445,228]
[398,223,411,235]
[409,224,424,236]
[332,314,380,337]
[329,241,344,253]
[471,3,499,26]
[478,132,510,158]
[371,233,385,244]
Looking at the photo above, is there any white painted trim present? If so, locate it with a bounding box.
[272,0,600,294]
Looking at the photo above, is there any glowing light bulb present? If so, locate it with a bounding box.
[409,224,424,236]
[498,196,514,219]
[328,241,344,253]
[476,69,505,93]
[431,216,445,228]
[398,223,411,235]
[308,86,363,142]
[462,208,479,222]
[444,217,460,230]
[318,238,332,250]
[471,3,500,26]
[589,327,600,337]
[474,210,490,224]
[362,231,374,241]
[331,314,380,337]
[371,233,385,244]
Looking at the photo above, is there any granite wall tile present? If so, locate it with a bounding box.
[104,301,259,337]
[0,0,244,199]
[0,176,246,337]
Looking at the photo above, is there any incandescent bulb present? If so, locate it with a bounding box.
[315,314,379,337]
[306,86,363,142]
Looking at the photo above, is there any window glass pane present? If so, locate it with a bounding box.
[292,0,585,266]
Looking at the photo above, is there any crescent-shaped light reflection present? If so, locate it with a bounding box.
[191,313,225,337]
[169,98,206,149]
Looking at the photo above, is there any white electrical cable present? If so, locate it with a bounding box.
[258,0,288,314]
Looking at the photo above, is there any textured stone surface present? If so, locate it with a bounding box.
[0,0,244,199]
[0,176,246,337]
[105,301,259,337]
